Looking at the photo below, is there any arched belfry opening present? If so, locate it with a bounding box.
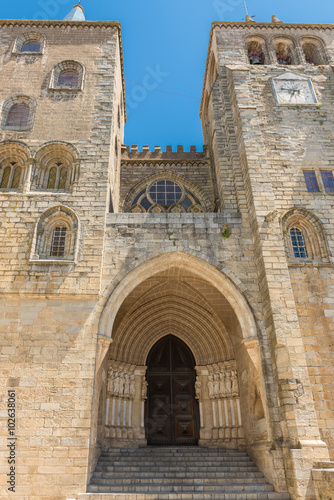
[95,254,268,454]
[145,335,199,445]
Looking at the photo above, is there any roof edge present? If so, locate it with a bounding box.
[0,19,127,122]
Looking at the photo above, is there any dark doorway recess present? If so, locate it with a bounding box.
[145,335,199,445]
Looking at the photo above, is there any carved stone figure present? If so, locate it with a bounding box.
[208,373,214,399]
[231,370,239,397]
[141,376,148,400]
[195,377,202,400]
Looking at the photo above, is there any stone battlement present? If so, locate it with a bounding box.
[121,144,208,160]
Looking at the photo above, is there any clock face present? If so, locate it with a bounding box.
[272,78,318,105]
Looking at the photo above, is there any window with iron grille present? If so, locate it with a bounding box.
[290,228,307,258]
[303,170,320,192]
[50,227,67,257]
[320,171,334,193]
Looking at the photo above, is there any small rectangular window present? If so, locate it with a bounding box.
[320,171,334,193]
[303,170,319,192]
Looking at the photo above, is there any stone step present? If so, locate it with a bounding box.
[97,457,254,465]
[88,484,276,493]
[95,465,260,473]
[91,477,269,485]
[92,471,265,478]
[79,493,291,500]
[102,449,248,456]
[86,447,290,500]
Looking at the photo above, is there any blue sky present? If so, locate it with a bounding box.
[1,0,333,150]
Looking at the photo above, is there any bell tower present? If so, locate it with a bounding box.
[201,15,334,500]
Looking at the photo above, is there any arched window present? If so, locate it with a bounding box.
[6,104,30,128]
[272,38,297,65]
[58,70,79,88]
[290,228,307,258]
[30,205,79,263]
[0,163,23,190]
[21,42,41,53]
[47,167,57,189]
[301,39,327,66]
[58,167,68,189]
[127,178,206,213]
[0,142,30,191]
[50,61,84,91]
[50,226,67,257]
[33,143,78,192]
[11,166,22,189]
[13,32,44,54]
[2,96,36,131]
[46,164,68,190]
[246,39,266,65]
[0,166,11,188]
[282,208,330,263]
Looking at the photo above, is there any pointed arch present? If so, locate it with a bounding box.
[99,252,258,344]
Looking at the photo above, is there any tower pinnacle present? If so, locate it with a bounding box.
[63,3,85,21]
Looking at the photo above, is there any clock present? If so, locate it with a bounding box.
[271,73,318,105]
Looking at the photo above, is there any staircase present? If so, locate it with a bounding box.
[78,447,290,500]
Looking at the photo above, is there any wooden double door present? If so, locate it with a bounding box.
[145,335,199,445]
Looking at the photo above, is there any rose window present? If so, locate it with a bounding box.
[129,180,205,213]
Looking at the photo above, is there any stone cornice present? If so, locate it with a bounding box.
[121,159,210,167]
[211,21,334,31]
[0,19,127,122]
[199,21,334,116]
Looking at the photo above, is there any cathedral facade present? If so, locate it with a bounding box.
[0,5,334,500]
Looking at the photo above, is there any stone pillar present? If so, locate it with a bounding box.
[196,363,245,449]
[105,361,146,447]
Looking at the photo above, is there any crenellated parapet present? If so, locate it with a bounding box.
[121,144,208,161]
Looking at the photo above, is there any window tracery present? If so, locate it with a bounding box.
[32,143,79,192]
[128,179,206,214]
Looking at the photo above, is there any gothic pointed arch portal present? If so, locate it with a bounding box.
[145,335,199,445]
[97,253,269,451]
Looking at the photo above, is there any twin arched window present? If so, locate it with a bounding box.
[32,143,78,192]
